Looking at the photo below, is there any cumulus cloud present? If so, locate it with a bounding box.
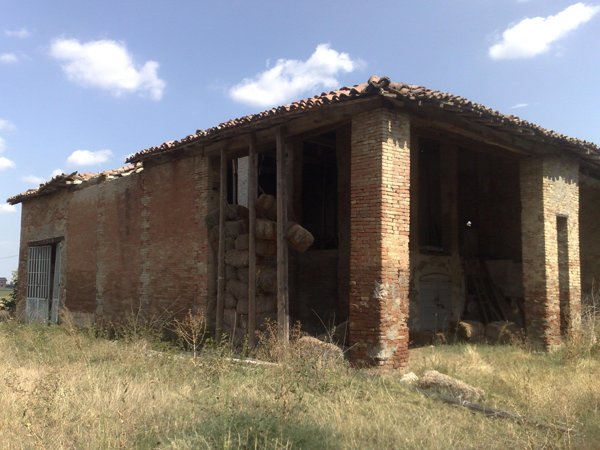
[51,168,64,177]
[0,119,15,133]
[50,38,166,100]
[5,28,30,39]
[0,53,18,64]
[66,149,113,166]
[489,3,600,59]
[0,156,15,171]
[229,44,360,107]
[0,204,16,214]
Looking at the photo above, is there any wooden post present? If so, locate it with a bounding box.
[247,135,257,347]
[216,147,227,339]
[276,127,290,341]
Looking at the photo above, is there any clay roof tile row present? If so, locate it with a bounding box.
[7,164,142,204]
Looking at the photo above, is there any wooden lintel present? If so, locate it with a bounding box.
[247,134,257,347]
[276,127,290,342]
[215,146,227,339]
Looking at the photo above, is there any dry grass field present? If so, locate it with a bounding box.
[0,307,598,449]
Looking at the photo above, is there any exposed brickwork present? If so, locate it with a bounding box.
[95,175,143,321]
[16,154,213,325]
[16,191,69,319]
[349,107,411,370]
[520,156,581,348]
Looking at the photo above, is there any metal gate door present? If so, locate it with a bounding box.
[26,245,52,323]
[50,242,62,324]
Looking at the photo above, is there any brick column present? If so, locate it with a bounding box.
[349,108,411,370]
[520,156,581,349]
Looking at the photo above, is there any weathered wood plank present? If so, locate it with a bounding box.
[247,135,257,347]
[216,147,227,339]
[276,127,289,341]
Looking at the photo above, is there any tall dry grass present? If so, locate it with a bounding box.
[0,307,598,449]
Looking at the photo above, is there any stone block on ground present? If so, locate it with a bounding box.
[296,336,344,363]
[418,370,484,402]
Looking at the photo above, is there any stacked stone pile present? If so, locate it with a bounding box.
[207,194,315,341]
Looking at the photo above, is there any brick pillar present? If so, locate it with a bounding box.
[349,108,411,370]
[520,156,581,349]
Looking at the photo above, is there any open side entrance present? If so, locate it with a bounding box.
[214,126,349,344]
[26,240,63,323]
[410,133,524,344]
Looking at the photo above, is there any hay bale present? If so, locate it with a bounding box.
[287,222,314,253]
[225,264,237,280]
[223,308,237,328]
[226,279,247,301]
[235,234,249,251]
[237,295,276,315]
[455,320,485,342]
[225,220,249,238]
[237,267,249,283]
[225,293,237,309]
[418,370,484,402]
[257,267,277,294]
[256,194,277,220]
[485,321,520,344]
[256,239,277,257]
[257,295,277,314]
[225,249,249,268]
[256,219,276,241]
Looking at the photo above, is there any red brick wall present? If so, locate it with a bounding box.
[520,156,581,348]
[96,175,142,321]
[65,187,99,315]
[349,107,411,370]
[17,153,214,325]
[16,191,69,318]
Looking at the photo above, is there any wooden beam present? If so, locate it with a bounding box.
[247,135,257,347]
[216,147,227,340]
[276,127,290,341]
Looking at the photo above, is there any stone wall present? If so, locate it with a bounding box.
[520,155,581,348]
[349,107,411,370]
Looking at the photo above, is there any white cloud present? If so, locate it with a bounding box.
[66,149,113,166]
[489,3,600,59]
[0,119,15,133]
[0,204,16,214]
[0,53,18,64]
[51,168,63,177]
[5,28,30,39]
[22,175,45,185]
[511,102,529,109]
[0,156,15,171]
[229,44,360,107]
[50,38,166,100]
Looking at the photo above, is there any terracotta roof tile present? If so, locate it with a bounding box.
[127,75,600,163]
[8,164,142,204]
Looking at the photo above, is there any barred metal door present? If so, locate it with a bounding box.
[26,245,52,323]
[50,242,62,324]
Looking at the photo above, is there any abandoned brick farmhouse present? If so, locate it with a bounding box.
[8,75,600,369]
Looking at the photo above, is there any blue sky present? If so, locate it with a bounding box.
[1,0,600,279]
